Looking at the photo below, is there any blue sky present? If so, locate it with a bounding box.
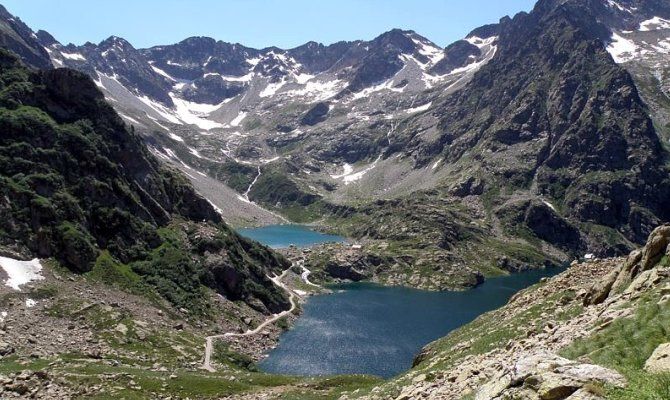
[3,0,536,49]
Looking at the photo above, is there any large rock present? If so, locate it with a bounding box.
[639,226,670,271]
[537,373,582,400]
[566,388,604,399]
[475,351,625,400]
[644,343,670,373]
[612,225,670,294]
[583,268,619,306]
[611,249,643,294]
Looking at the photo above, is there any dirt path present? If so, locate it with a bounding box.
[202,267,297,372]
[297,260,321,288]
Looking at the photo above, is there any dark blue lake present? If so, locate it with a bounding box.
[259,267,563,378]
[238,224,346,249]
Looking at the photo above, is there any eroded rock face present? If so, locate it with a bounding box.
[323,254,377,282]
[613,224,670,294]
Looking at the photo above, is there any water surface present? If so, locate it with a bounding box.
[259,267,563,378]
[238,224,346,249]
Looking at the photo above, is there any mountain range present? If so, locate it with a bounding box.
[0,0,670,397]
[1,0,669,290]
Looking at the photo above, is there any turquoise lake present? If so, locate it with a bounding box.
[239,225,563,378]
[238,224,346,248]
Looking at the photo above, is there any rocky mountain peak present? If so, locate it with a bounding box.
[34,30,58,47]
[0,5,51,69]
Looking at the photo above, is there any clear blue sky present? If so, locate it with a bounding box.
[3,0,536,49]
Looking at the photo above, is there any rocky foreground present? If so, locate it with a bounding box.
[339,225,670,400]
[1,226,668,399]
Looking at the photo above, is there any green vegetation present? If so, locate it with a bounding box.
[88,251,144,293]
[132,228,213,316]
[214,341,258,371]
[562,295,670,400]
[249,167,320,209]
[0,49,290,316]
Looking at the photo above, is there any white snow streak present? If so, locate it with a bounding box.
[607,32,639,63]
[639,17,670,31]
[60,52,86,61]
[0,257,44,291]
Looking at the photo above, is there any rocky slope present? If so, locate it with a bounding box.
[0,48,290,317]
[301,0,670,289]
[333,224,670,400]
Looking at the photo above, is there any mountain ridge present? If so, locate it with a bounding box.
[0,0,666,286]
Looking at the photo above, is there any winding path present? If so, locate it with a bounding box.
[297,260,322,289]
[202,266,298,372]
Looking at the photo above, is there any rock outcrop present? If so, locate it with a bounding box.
[475,351,625,400]
[644,343,670,374]
[346,222,670,400]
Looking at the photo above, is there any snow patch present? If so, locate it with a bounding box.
[331,156,382,185]
[639,17,670,31]
[25,299,37,308]
[206,200,224,215]
[607,32,639,63]
[331,164,354,179]
[169,94,226,130]
[543,200,557,212]
[293,73,315,85]
[410,37,445,66]
[0,257,44,291]
[60,52,85,61]
[606,0,632,13]
[206,72,255,82]
[230,111,247,127]
[189,147,203,158]
[119,113,141,124]
[168,132,184,142]
[284,79,343,101]
[465,36,498,49]
[406,102,432,114]
[260,79,288,97]
[351,79,405,100]
[150,64,176,81]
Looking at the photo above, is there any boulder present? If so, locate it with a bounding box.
[639,226,670,271]
[644,343,670,373]
[583,269,618,306]
[612,249,642,293]
[475,372,512,400]
[0,341,14,356]
[475,351,625,400]
[612,225,670,293]
[623,268,663,298]
[537,373,581,400]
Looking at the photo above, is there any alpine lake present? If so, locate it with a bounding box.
[238,225,562,378]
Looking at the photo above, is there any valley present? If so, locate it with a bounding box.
[0,0,669,398]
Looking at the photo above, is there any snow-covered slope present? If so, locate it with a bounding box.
[601,0,670,141]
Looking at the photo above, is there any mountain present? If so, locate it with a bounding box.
[0,0,669,398]
[288,0,670,290]
[0,0,668,287]
[0,48,290,316]
[0,5,50,69]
